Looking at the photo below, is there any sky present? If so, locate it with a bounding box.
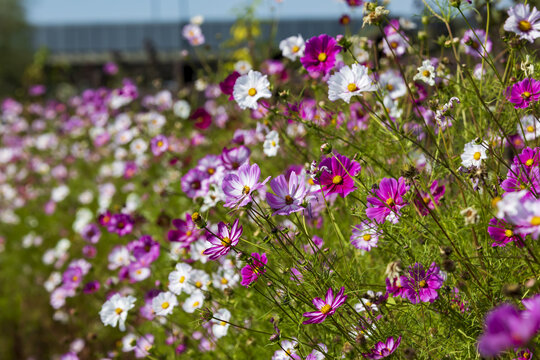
[25,0,418,25]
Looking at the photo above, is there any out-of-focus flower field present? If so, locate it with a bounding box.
[1,0,540,359]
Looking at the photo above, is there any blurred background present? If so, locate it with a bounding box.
[0,0,424,97]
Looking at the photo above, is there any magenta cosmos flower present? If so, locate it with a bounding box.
[461,29,492,58]
[240,252,267,287]
[221,145,251,171]
[167,214,201,246]
[300,34,341,75]
[302,287,347,324]
[222,163,270,208]
[363,336,402,359]
[203,219,242,260]
[487,218,524,247]
[314,153,361,198]
[266,171,310,215]
[400,262,444,304]
[107,213,134,237]
[190,107,212,129]
[477,304,539,357]
[219,71,241,100]
[506,78,540,109]
[414,180,445,216]
[366,177,409,224]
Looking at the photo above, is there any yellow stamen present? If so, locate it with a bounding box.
[195,281,202,288]
[386,198,394,206]
[242,185,251,194]
[292,45,300,53]
[347,83,358,92]
[419,280,427,288]
[115,308,123,315]
[522,91,531,99]
[530,216,540,226]
[390,41,398,49]
[221,277,228,285]
[473,152,481,161]
[192,301,200,307]
[422,70,431,77]
[363,234,372,241]
[161,301,170,309]
[526,159,534,166]
[505,229,513,238]
[317,52,327,62]
[248,88,257,96]
[386,84,394,91]
[285,195,294,205]
[220,321,226,326]
[157,141,163,147]
[518,20,532,32]
[332,175,343,185]
[179,276,185,283]
[527,125,535,133]
[221,237,231,247]
[320,304,332,314]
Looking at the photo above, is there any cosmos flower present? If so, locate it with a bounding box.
[189,107,212,129]
[413,60,436,86]
[461,29,492,58]
[222,163,270,208]
[503,4,540,43]
[168,263,193,295]
[211,308,231,339]
[302,287,347,324]
[181,168,210,199]
[300,34,341,75]
[461,141,488,167]
[363,336,402,359]
[182,24,205,46]
[506,78,540,109]
[414,180,445,216]
[272,339,301,360]
[263,130,280,157]
[203,219,242,260]
[401,262,444,304]
[219,71,241,100]
[350,220,380,251]
[107,213,134,237]
[99,293,136,331]
[150,135,168,156]
[382,32,408,57]
[167,214,201,245]
[279,34,305,60]
[327,63,377,103]
[366,177,409,224]
[152,291,178,317]
[518,115,540,141]
[378,70,407,99]
[266,171,309,215]
[313,152,362,198]
[477,304,539,357]
[487,218,524,247]
[233,70,272,110]
[240,252,267,287]
[221,145,251,171]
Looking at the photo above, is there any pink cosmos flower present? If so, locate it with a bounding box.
[300,34,341,75]
[363,336,402,359]
[221,145,251,171]
[150,135,168,156]
[414,180,445,216]
[506,78,540,109]
[203,219,242,260]
[313,153,361,198]
[366,177,409,224]
[350,220,380,251]
[302,286,347,324]
[167,214,201,246]
[266,171,310,215]
[181,168,210,199]
[240,252,267,287]
[400,262,444,304]
[461,29,492,58]
[190,107,212,129]
[503,3,540,43]
[222,163,270,208]
[487,218,525,247]
[219,71,241,100]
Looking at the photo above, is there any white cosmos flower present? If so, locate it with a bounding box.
[212,268,240,291]
[173,100,191,119]
[461,140,488,167]
[518,115,540,141]
[51,185,69,202]
[121,333,138,352]
[234,60,252,75]
[503,4,540,43]
[182,290,204,313]
[212,308,231,338]
[233,70,271,110]
[152,291,178,317]
[168,263,193,295]
[413,60,436,86]
[327,64,377,103]
[99,294,136,331]
[263,130,280,157]
[279,34,305,60]
[379,70,407,99]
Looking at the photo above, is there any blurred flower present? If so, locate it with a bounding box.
[99,293,136,331]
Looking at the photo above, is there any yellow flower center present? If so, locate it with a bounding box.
[518,20,532,32]
[161,301,170,309]
[505,229,513,237]
[192,301,200,307]
[195,281,202,288]
[292,45,300,53]
[527,125,535,133]
[422,70,431,77]
[115,308,123,315]
[390,41,398,49]
[419,280,427,288]
[157,140,163,147]
[221,237,231,247]
[320,304,332,315]
[365,301,372,307]
[522,91,531,99]
[242,185,251,194]
[386,84,394,91]
[473,151,481,161]
[347,83,358,92]
[530,216,540,226]
[179,276,185,283]
[423,196,431,204]
[363,234,372,241]
[285,195,294,205]
[221,277,228,285]
[526,159,534,166]
[271,141,276,146]
[72,276,78,282]
[207,168,215,175]
[220,321,226,326]
[386,198,394,206]
[317,52,327,62]
[248,88,257,97]
[332,175,343,185]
